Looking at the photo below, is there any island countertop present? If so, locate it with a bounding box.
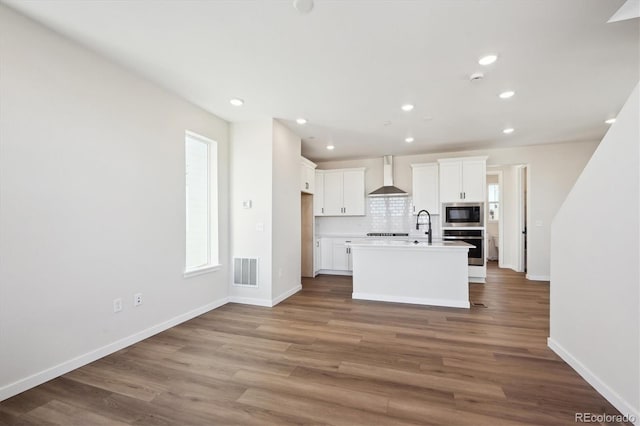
[349,238,472,308]
[347,239,472,250]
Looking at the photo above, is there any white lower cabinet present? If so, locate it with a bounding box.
[331,240,352,271]
[317,237,353,273]
[320,238,333,270]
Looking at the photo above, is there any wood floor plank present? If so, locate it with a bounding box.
[0,263,630,425]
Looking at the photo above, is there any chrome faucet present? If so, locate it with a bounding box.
[416,209,432,244]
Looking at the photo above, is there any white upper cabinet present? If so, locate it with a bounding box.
[342,170,365,216]
[411,163,439,215]
[315,168,366,216]
[314,171,325,216]
[438,157,487,203]
[460,159,486,202]
[300,157,316,194]
[322,171,344,215]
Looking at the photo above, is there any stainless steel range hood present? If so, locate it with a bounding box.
[368,156,408,197]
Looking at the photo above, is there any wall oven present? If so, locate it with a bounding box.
[443,229,484,266]
[443,203,484,227]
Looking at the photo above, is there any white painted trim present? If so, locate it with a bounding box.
[548,338,639,425]
[227,296,272,307]
[271,284,302,306]
[526,274,550,281]
[183,264,222,278]
[316,269,353,276]
[468,277,486,284]
[352,292,470,309]
[501,263,517,272]
[0,297,229,402]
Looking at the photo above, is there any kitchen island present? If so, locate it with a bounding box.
[347,240,472,308]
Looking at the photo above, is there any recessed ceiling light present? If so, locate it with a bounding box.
[296,118,307,125]
[293,0,314,14]
[605,118,616,124]
[401,104,414,112]
[405,137,414,143]
[229,98,244,107]
[503,128,515,134]
[326,145,335,150]
[478,54,498,65]
[499,91,515,99]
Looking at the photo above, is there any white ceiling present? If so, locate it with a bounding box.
[3,0,639,162]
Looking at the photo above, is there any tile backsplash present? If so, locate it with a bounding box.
[315,196,441,238]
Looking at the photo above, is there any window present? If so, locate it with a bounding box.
[185,131,219,277]
[488,183,499,221]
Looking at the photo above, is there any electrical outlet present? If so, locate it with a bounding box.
[113,298,123,313]
[133,293,143,307]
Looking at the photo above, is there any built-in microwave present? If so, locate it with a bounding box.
[443,203,484,227]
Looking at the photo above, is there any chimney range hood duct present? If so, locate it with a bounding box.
[368,156,408,197]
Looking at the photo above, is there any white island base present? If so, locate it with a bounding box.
[349,240,471,309]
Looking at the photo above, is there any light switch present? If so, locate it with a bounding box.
[243,200,252,209]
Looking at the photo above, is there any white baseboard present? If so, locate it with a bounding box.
[526,274,550,281]
[227,296,272,307]
[548,338,639,425]
[316,269,353,276]
[0,297,229,402]
[501,263,517,271]
[271,284,302,306]
[228,284,302,307]
[468,277,486,283]
[352,292,470,309]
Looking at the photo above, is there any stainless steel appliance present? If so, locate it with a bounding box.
[443,203,484,227]
[366,233,409,237]
[443,229,484,266]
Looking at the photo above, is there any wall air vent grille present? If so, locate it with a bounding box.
[233,258,258,286]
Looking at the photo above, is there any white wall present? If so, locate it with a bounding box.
[316,140,598,280]
[0,5,230,400]
[271,121,302,302]
[229,120,274,304]
[229,119,302,306]
[549,83,639,422]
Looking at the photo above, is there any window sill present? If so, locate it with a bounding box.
[184,264,222,279]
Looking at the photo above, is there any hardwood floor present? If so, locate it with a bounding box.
[0,263,629,425]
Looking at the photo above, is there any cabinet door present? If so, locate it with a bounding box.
[323,171,344,216]
[314,239,321,273]
[331,243,349,271]
[314,172,324,216]
[342,170,365,216]
[439,161,463,203]
[412,164,439,215]
[305,165,315,194]
[461,159,486,202]
[320,238,333,270]
[300,164,311,193]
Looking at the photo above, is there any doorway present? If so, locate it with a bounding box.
[516,166,528,273]
[486,165,528,274]
[301,193,314,277]
[486,171,503,267]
